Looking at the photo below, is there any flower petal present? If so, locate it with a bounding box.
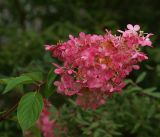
[134,25,140,31]
[127,24,134,30]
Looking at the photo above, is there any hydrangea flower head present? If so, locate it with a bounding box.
[46,24,152,109]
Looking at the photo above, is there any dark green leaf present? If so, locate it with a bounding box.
[136,72,146,83]
[44,69,57,98]
[47,69,57,88]
[124,79,133,85]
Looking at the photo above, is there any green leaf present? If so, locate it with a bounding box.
[89,122,99,130]
[142,87,160,99]
[44,69,57,98]
[147,105,156,119]
[17,92,43,131]
[124,79,133,85]
[2,72,43,94]
[126,86,142,93]
[22,72,43,82]
[3,76,33,94]
[30,125,42,137]
[131,122,141,133]
[0,78,14,84]
[143,87,157,92]
[136,72,146,83]
[47,69,57,88]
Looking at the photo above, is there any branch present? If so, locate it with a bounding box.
[0,102,18,121]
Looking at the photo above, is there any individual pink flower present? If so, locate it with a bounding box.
[139,33,153,47]
[127,24,140,31]
[125,24,140,36]
[118,24,140,37]
[46,24,153,109]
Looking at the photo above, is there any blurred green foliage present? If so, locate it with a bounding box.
[54,87,160,137]
[0,0,160,136]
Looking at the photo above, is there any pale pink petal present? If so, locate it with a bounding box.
[45,45,52,50]
[67,69,73,74]
[133,25,140,31]
[133,65,140,70]
[117,30,124,33]
[127,24,134,30]
[146,33,154,38]
[54,68,64,74]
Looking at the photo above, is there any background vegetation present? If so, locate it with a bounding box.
[0,0,160,136]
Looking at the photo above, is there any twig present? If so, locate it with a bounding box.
[0,102,18,121]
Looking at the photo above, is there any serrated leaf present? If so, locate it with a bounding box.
[17,92,43,131]
[136,72,146,83]
[3,76,33,94]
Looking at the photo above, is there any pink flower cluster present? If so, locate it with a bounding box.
[37,100,55,137]
[46,24,153,109]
